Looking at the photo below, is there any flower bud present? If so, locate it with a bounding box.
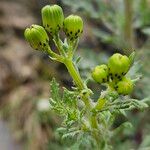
[116,77,133,95]
[108,53,130,80]
[24,25,49,51]
[63,15,83,41]
[92,64,109,83]
[41,5,64,35]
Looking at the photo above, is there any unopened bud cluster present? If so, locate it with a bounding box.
[24,4,83,52]
[92,53,133,95]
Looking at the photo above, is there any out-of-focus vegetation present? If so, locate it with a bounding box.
[0,0,150,150]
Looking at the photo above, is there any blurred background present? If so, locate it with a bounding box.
[0,0,150,150]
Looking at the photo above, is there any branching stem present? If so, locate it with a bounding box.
[50,33,106,147]
[53,34,66,56]
[46,46,64,63]
[64,59,92,109]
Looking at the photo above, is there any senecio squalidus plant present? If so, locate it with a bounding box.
[24,4,149,150]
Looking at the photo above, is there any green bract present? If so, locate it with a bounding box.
[108,53,130,80]
[41,5,64,35]
[24,25,49,51]
[116,77,133,95]
[63,15,83,40]
[92,64,109,83]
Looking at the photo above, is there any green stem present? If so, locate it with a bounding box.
[46,47,63,63]
[90,114,98,128]
[69,39,79,59]
[63,59,100,142]
[64,59,84,90]
[53,34,66,56]
[52,37,99,143]
[124,0,135,54]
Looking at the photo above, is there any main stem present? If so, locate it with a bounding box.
[53,36,99,144]
[64,59,92,109]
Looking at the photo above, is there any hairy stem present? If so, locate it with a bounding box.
[52,37,99,144]
[64,59,84,90]
[53,34,66,56]
[64,59,99,130]
[46,47,64,63]
[64,59,92,109]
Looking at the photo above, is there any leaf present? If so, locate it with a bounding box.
[50,78,61,102]
[132,99,149,110]
[57,127,67,134]
[113,121,133,135]
[142,96,150,105]
[74,56,82,64]
[62,88,77,107]
[127,60,142,78]
[62,130,80,140]
[129,51,136,66]
[49,78,67,115]
[118,109,127,117]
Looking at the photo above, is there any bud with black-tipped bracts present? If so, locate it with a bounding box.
[63,15,83,41]
[92,64,109,83]
[41,5,64,35]
[115,77,133,95]
[108,53,130,80]
[24,25,49,51]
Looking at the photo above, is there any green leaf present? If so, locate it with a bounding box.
[113,121,133,135]
[62,130,80,140]
[129,51,136,66]
[127,60,142,78]
[49,78,66,114]
[62,88,77,107]
[131,99,149,110]
[74,56,82,64]
[57,127,67,134]
[50,78,61,102]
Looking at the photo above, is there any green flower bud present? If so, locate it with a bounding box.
[108,53,130,80]
[116,77,133,95]
[24,25,49,51]
[63,15,83,41]
[92,64,109,83]
[41,5,64,35]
